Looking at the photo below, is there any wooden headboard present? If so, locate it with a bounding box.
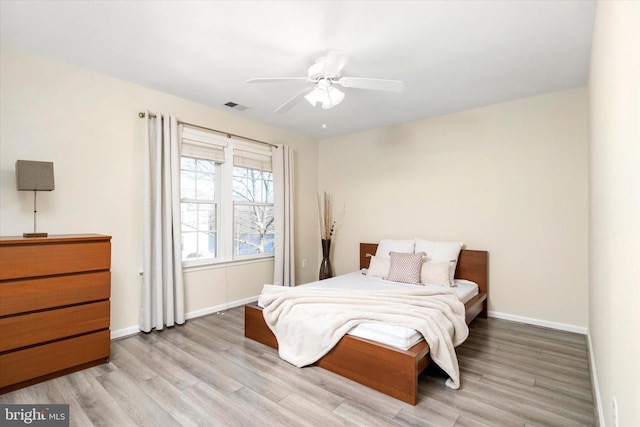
[359,243,488,294]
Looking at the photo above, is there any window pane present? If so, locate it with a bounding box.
[181,157,216,201]
[195,171,215,200]
[181,202,198,232]
[196,159,216,174]
[181,202,216,260]
[234,204,274,256]
[233,167,273,204]
[181,157,196,171]
[180,169,196,200]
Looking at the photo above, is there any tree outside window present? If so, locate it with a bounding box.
[232,166,274,256]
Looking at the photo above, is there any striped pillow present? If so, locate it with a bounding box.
[387,251,424,284]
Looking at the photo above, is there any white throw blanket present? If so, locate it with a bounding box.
[260,284,469,389]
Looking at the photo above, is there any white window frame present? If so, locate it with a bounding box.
[180,158,221,265]
[231,166,274,261]
[180,126,274,269]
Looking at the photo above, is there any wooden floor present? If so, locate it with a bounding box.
[0,306,597,426]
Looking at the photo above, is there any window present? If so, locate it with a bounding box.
[180,157,218,260]
[233,166,274,257]
[179,125,274,266]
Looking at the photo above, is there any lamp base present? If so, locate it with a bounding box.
[23,232,48,238]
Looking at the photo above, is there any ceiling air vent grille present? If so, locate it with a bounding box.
[224,101,249,111]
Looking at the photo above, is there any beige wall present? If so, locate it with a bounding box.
[0,45,319,334]
[319,87,589,329]
[589,1,640,426]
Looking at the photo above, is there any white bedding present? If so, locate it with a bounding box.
[258,271,479,350]
[260,283,468,389]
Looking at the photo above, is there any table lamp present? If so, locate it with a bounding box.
[16,160,55,238]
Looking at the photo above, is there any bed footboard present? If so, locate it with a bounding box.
[317,333,430,405]
[244,303,428,405]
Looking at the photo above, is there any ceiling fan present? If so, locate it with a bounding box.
[246,51,405,113]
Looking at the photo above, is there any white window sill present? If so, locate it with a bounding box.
[182,256,274,273]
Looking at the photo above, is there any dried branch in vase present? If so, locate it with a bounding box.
[317,191,336,240]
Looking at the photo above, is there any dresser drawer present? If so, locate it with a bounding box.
[0,271,110,316]
[0,240,111,281]
[0,330,110,389]
[0,301,110,352]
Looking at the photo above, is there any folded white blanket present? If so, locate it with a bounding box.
[260,284,469,389]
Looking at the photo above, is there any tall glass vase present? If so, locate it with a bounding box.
[319,238,333,280]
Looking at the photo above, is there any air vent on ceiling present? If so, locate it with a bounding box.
[224,101,249,111]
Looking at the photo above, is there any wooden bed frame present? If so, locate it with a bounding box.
[244,243,488,405]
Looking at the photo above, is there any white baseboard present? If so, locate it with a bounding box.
[184,295,258,320]
[114,305,587,336]
[587,332,605,427]
[110,295,259,340]
[488,311,588,335]
[111,325,140,340]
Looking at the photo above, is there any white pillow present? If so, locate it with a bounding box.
[368,256,390,279]
[415,239,463,282]
[421,261,457,287]
[414,239,463,262]
[375,239,415,258]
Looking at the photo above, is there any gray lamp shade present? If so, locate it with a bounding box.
[15,160,55,191]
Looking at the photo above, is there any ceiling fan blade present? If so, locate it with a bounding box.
[321,51,350,76]
[246,77,308,83]
[274,86,315,114]
[338,77,405,92]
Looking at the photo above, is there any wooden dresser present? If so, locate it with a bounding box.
[0,234,111,393]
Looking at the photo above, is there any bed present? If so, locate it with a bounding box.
[244,242,488,405]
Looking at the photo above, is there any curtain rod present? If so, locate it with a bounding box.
[138,112,278,148]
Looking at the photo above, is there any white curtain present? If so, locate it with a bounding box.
[140,113,185,332]
[272,144,295,287]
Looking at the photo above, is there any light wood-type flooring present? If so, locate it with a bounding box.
[0,306,597,426]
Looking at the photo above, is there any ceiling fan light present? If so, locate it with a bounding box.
[321,87,345,110]
[304,89,322,107]
[321,98,336,109]
[306,86,330,107]
[305,83,345,109]
[328,86,345,105]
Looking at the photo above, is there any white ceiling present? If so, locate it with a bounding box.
[0,1,596,140]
